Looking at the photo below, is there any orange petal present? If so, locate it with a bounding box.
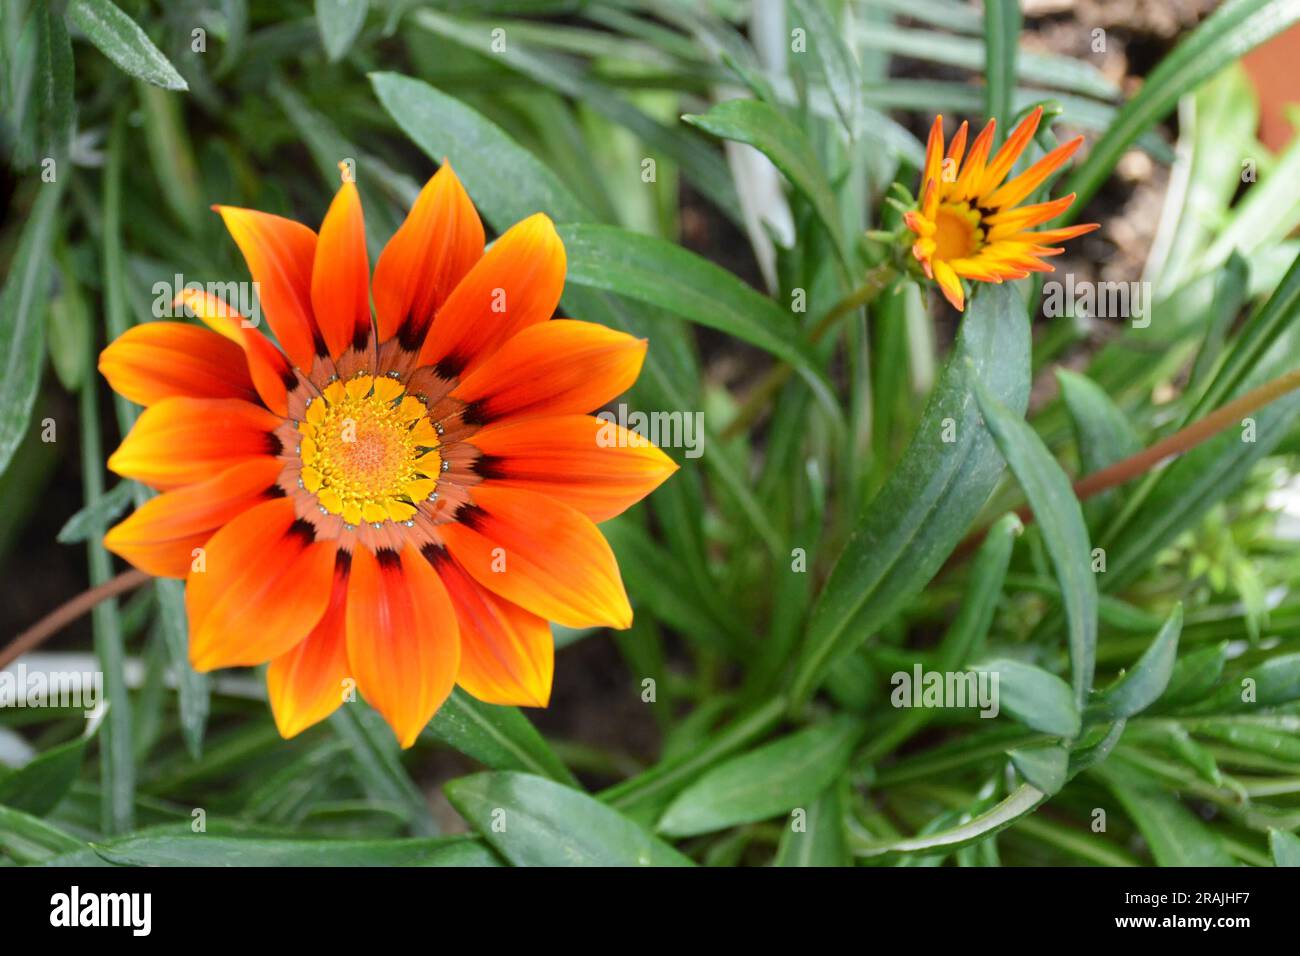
[471,414,678,522]
[346,542,460,748]
[214,205,322,369]
[99,322,257,407]
[933,260,965,312]
[107,397,282,490]
[984,193,1077,232]
[417,213,565,377]
[267,552,353,738]
[103,458,283,578]
[441,484,632,630]
[955,118,996,202]
[177,288,295,417]
[434,551,553,707]
[921,114,945,197]
[945,120,969,172]
[311,181,372,358]
[985,136,1085,210]
[451,320,645,427]
[186,498,337,671]
[373,164,484,349]
[977,106,1043,199]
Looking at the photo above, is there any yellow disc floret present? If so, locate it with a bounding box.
[297,374,442,528]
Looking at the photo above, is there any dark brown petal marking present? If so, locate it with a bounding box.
[375,547,402,570]
[287,518,317,545]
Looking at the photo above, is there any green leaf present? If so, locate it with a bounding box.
[446,772,694,866]
[558,223,840,423]
[657,715,863,837]
[982,0,1021,126]
[0,736,87,816]
[0,179,64,480]
[791,282,1030,703]
[774,781,849,867]
[684,98,851,267]
[1196,653,1300,712]
[975,658,1080,737]
[315,0,368,62]
[851,783,1046,859]
[790,0,860,137]
[56,480,134,543]
[67,0,187,91]
[972,367,1097,707]
[94,832,497,867]
[1158,642,1227,708]
[329,706,439,836]
[1095,760,1234,866]
[410,10,742,224]
[1008,744,1068,795]
[34,1,75,162]
[424,688,579,787]
[154,577,210,759]
[1063,0,1300,214]
[1093,604,1182,720]
[600,698,786,820]
[1056,368,1142,476]
[1270,829,1300,867]
[0,804,84,863]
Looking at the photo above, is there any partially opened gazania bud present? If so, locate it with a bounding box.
[902,107,1099,312]
[98,163,678,748]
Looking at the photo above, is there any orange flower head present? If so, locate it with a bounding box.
[98,165,677,747]
[903,108,1099,311]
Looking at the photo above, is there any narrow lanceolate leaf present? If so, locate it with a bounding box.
[684,99,852,267]
[446,772,694,867]
[657,716,864,837]
[67,0,188,91]
[1094,760,1234,866]
[35,2,75,162]
[56,480,134,543]
[1271,829,1300,867]
[1063,0,1300,214]
[369,72,590,227]
[774,781,849,867]
[315,0,368,61]
[975,658,1080,738]
[790,0,861,137]
[0,805,84,863]
[154,578,210,759]
[851,783,1046,859]
[329,707,439,836]
[971,370,1097,708]
[1092,604,1182,720]
[558,223,841,424]
[0,179,64,480]
[1056,369,1142,477]
[0,736,88,817]
[790,283,1031,705]
[94,833,497,867]
[982,0,1021,129]
[424,688,579,787]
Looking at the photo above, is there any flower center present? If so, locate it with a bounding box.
[297,374,442,528]
[932,202,984,261]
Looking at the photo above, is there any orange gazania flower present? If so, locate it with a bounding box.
[903,107,1099,311]
[99,165,677,747]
